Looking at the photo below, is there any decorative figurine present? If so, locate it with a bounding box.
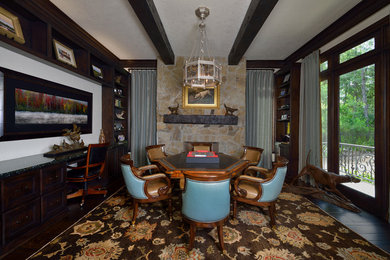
[99,129,106,144]
[168,103,179,115]
[224,103,238,116]
[50,124,85,152]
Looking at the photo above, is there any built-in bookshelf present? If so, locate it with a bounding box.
[274,64,300,181]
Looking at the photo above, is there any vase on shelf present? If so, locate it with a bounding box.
[99,129,106,144]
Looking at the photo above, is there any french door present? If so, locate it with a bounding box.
[320,25,388,217]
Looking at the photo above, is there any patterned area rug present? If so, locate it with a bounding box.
[29,187,390,259]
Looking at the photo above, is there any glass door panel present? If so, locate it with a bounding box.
[338,64,375,197]
[321,80,328,170]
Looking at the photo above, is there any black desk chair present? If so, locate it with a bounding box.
[66,143,109,206]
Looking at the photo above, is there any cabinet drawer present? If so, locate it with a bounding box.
[41,163,66,193]
[41,188,67,222]
[3,198,40,244]
[2,170,40,212]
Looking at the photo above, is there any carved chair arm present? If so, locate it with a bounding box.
[233,175,263,201]
[143,173,168,181]
[137,164,159,176]
[138,164,159,171]
[144,174,171,197]
[244,166,274,179]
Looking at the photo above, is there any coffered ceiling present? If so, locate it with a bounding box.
[49,0,362,64]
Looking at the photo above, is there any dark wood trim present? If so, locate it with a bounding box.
[14,0,121,68]
[286,0,390,63]
[246,60,285,69]
[321,18,388,60]
[119,59,157,68]
[127,0,174,65]
[228,0,279,65]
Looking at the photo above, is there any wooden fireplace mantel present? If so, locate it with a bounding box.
[163,114,238,125]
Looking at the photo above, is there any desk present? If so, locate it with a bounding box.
[157,152,248,179]
[0,143,126,253]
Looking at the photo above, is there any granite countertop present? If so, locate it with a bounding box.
[0,151,87,179]
[0,142,127,179]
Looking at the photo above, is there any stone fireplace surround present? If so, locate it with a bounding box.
[157,57,246,157]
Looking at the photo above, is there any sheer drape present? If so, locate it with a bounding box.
[130,70,157,167]
[246,70,274,169]
[298,50,321,177]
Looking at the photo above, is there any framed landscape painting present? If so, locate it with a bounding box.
[182,86,220,109]
[53,39,77,68]
[0,67,92,141]
[0,6,25,44]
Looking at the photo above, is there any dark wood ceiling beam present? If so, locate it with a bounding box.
[127,0,174,65]
[285,0,390,63]
[228,0,279,65]
[119,59,157,68]
[246,60,285,69]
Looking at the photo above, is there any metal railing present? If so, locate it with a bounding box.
[322,142,375,184]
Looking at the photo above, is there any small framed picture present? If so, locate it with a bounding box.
[92,64,103,79]
[53,39,77,68]
[0,6,25,44]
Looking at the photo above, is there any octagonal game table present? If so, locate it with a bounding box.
[156,152,248,181]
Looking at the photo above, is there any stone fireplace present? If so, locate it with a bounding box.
[156,57,246,157]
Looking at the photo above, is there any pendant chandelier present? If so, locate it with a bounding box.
[183,7,221,89]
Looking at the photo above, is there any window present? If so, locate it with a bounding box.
[320,61,328,72]
[339,37,375,63]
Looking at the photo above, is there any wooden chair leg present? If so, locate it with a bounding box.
[217,224,225,253]
[188,224,195,251]
[268,203,276,227]
[233,199,237,219]
[132,199,138,226]
[80,190,86,207]
[168,198,172,221]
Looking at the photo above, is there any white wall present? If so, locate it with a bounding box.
[0,43,102,161]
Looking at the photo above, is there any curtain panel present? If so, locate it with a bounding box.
[130,70,157,167]
[246,70,274,169]
[298,50,321,176]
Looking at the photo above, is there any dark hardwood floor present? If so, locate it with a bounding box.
[1,187,389,259]
[309,197,390,254]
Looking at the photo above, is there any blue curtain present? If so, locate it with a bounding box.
[130,70,157,167]
[246,70,274,169]
[298,50,321,175]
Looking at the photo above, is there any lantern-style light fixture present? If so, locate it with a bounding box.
[183,7,221,89]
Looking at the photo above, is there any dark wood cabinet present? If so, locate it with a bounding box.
[275,64,300,181]
[0,163,67,247]
[41,188,66,222]
[3,198,41,243]
[113,71,129,144]
[41,163,66,193]
[1,170,40,212]
[104,144,127,187]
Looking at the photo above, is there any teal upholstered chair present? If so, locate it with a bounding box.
[120,154,172,225]
[232,158,288,226]
[181,171,231,253]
